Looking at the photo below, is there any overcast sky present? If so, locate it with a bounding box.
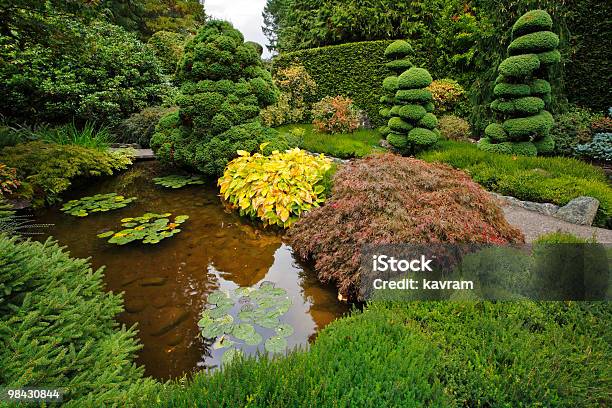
[205,0,271,58]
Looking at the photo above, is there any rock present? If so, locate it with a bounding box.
[151,307,190,336]
[522,201,559,216]
[554,196,600,226]
[124,297,147,313]
[140,277,167,286]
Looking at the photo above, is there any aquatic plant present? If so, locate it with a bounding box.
[61,193,137,217]
[218,146,332,228]
[198,282,293,365]
[97,213,189,245]
[153,175,205,189]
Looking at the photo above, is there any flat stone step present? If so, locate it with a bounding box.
[110,148,155,161]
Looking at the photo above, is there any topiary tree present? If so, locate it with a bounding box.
[478,10,560,156]
[379,40,413,138]
[386,65,440,154]
[151,20,286,176]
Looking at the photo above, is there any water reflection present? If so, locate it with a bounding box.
[35,162,348,380]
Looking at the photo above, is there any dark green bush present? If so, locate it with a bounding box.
[151,20,283,176]
[0,141,134,206]
[420,140,612,227]
[147,31,188,75]
[152,300,610,407]
[0,17,167,127]
[550,106,597,156]
[118,106,178,147]
[0,236,156,406]
[479,10,559,156]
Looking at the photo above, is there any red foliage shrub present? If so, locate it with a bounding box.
[287,153,524,300]
[312,96,360,134]
[591,116,612,134]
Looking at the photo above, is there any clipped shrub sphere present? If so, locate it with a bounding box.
[512,10,553,37]
[384,40,413,59]
[508,31,560,55]
[418,113,438,130]
[389,105,401,117]
[485,123,509,142]
[407,127,438,146]
[379,108,391,118]
[533,134,555,154]
[537,50,561,66]
[424,102,435,113]
[398,104,427,122]
[396,89,433,103]
[386,59,413,73]
[510,141,538,156]
[498,54,541,77]
[387,132,408,149]
[398,68,433,90]
[382,76,399,93]
[478,138,514,155]
[529,79,552,96]
[388,117,413,133]
[503,110,553,139]
[494,83,532,98]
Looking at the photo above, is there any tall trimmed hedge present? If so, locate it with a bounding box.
[274,41,434,127]
[0,236,156,406]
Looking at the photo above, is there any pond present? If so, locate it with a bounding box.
[34,161,349,380]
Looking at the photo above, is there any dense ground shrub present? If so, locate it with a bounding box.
[153,300,610,407]
[118,106,178,147]
[575,133,612,163]
[146,30,187,75]
[427,79,467,115]
[151,20,285,176]
[478,10,559,157]
[591,115,612,134]
[0,17,166,127]
[0,236,157,406]
[387,67,440,154]
[420,140,612,227]
[550,106,597,156]
[219,147,332,228]
[287,153,523,299]
[0,141,134,206]
[312,96,361,134]
[438,115,472,141]
[260,64,318,127]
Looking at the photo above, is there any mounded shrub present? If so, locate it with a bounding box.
[387,66,439,154]
[0,236,156,406]
[479,10,559,156]
[287,153,524,299]
[426,79,467,115]
[379,41,413,136]
[151,20,283,176]
[117,106,178,148]
[550,106,597,156]
[439,115,472,141]
[312,96,360,134]
[575,133,612,163]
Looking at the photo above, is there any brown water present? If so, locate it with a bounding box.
[35,162,349,380]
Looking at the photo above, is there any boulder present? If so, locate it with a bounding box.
[554,196,600,226]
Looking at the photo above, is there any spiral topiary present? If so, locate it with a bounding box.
[379,40,413,137]
[386,64,439,154]
[150,20,285,176]
[478,10,560,156]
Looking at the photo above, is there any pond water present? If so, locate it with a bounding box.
[34,162,349,380]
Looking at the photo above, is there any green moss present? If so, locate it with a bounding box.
[395,89,433,103]
[485,123,509,142]
[493,82,531,98]
[407,127,437,146]
[508,31,560,55]
[498,54,541,77]
[512,9,553,37]
[384,40,413,59]
[388,117,413,133]
[397,67,433,89]
[503,110,554,139]
[534,134,555,154]
[387,132,408,149]
[418,113,438,130]
[398,104,427,122]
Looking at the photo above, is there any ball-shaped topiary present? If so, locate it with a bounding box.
[479,10,559,156]
[386,66,439,154]
[151,20,283,176]
[379,40,413,137]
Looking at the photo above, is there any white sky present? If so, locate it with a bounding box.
[204,0,271,58]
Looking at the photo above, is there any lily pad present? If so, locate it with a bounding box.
[98,212,188,245]
[153,175,205,189]
[265,336,288,354]
[275,324,294,337]
[232,323,263,346]
[213,335,236,350]
[61,193,136,217]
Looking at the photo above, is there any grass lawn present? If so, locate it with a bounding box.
[275,124,384,159]
[418,140,612,227]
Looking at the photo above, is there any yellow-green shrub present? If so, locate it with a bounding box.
[218,146,332,228]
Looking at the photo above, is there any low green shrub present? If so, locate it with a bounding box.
[151,301,610,407]
[118,106,178,148]
[419,140,612,227]
[312,96,361,134]
[218,147,332,228]
[0,141,134,206]
[276,124,382,159]
[0,236,157,406]
[550,106,597,156]
[288,153,523,299]
[438,115,472,141]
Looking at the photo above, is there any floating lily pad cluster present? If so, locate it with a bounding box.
[61,193,137,217]
[153,175,205,189]
[198,282,294,365]
[97,213,189,245]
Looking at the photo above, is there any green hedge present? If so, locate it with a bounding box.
[0,236,156,406]
[153,301,611,406]
[419,140,612,227]
[273,41,434,127]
